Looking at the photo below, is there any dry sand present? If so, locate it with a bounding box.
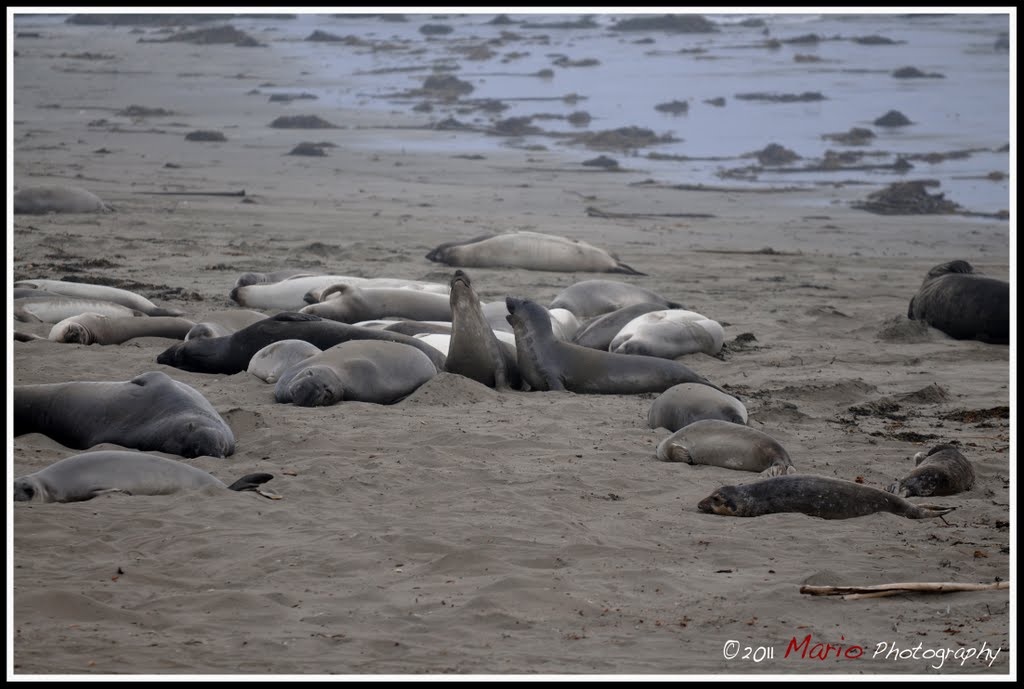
[9,15,1013,677]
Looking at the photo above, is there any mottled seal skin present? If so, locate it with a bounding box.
[571,302,666,350]
[13,185,111,214]
[426,231,645,275]
[610,309,725,358]
[15,279,183,316]
[657,419,793,476]
[185,309,268,341]
[157,312,446,374]
[550,280,683,319]
[698,475,955,520]
[300,285,452,323]
[14,371,235,458]
[445,270,521,390]
[14,451,274,503]
[908,260,1009,344]
[274,340,437,407]
[247,339,322,383]
[648,383,748,432]
[505,296,727,395]
[49,314,196,345]
[886,444,975,497]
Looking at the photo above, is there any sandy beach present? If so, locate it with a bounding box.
[9,12,1013,677]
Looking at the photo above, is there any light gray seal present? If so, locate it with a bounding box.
[14,451,276,503]
[610,309,724,357]
[505,296,728,395]
[886,444,975,497]
[13,185,111,214]
[274,339,437,407]
[300,284,452,323]
[15,279,183,316]
[445,270,521,390]
[15,371,235,458]
[426,231,645,275]
[235,269,321,288]
[907,260,1009,344]
[656,419,793,476]
[247,339,322,383]
[648,383,748,432]
[49,314,196,344]
[550,280,682,318]
[571,302,666,350]
[698,475,955,520]
[185,309,268,341]
[15,297,143,323]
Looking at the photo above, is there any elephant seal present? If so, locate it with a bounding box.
[571,302,666,350]
[550,280,682,318]
[15,331,46,342]
[445,270,521,390]
[300,285,452,323]
[886,444,975,497]
[13,185,111,214]
[235,269,321,288]
[15,297,143,323]
[185,309,268,341]
[14,451,276,503]
[426,231,645,275]
[505,296,727,395]
[157,312,446,374]
[247,339,323,383]
[15,371,235,458]
[907,260,1009,344]
[274,340,437,406]
[610,309,725,358]
[656,419,792,476]
[306,278,449,303]
[231,275,369,311]
[49,314,196,344]
[648,383,748,431]
[381,321,453,336]
[15,279,183,316]
[698,475,955,520]
[414,333,452,356]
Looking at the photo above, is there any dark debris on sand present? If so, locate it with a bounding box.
[853,181,961,215]
[270,115,339,129]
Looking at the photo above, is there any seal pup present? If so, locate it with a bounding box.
[274,340,437,407]
[300,285,452,323]
[247,340,323,383]
[445,270,521,390]
[656,420,792,476]
[15,297,143,323]
[505,296,727,395]
[15,371,235,458]
[49,313,196,344]
[157,312,446,374]
[698,475,955,520]
[886,444,975,497]
[648,383,748,432]
[13,185,111,214]
[550,280,682,318]
[571,302,666,350]
[426,231,645,275]
[185,309,268,341]
[908,260,1009,344]
[14,451,276,503]
[610,309,725,358]
[15,279,183,316]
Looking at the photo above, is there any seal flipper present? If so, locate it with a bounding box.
[227,473,275,492]
[611,261,647,277]
[906,503,955,519]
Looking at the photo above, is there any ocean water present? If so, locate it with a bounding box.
[15,11,1013,215]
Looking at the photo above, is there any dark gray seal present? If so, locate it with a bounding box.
[505,296,727,395]
[14,451,276,503]
[908,260,1009,344]
[649,384,748,432]
[14,371,235,458]
[13,185,111,214]
[156,312,446,374]
[698,475,955,520]
[657,419,793,476]
[886,444,975,497]
[445,270,521,390]
[571,302,666,350]
[274,340,437,407]
[549,280,682,318]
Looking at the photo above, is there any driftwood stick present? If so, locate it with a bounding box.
[585,206,715,219]
[133,190,246,197]
[801,581,1008,597]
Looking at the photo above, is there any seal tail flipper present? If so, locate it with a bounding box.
[611,262,647,276]
[911,504,956,519]
[147,307,186,317]
[227,473,275,492]
[656,441,690,464]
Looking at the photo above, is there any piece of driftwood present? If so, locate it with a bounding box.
[585,206,715,219]
[801,581,1008,600]
[133,190,246,197]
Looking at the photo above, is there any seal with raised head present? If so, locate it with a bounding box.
[908,260,1009,344]
[571,302,666,350]
[505,296,727,395]
[14,451,276,503]
[698,475,955,520]
[157,312,446,374]
[15,279,183,316]
[886,444,975,497]
[15,371,235,458]
[445,270,521,390]
[185,309,268,341]
[247,339,322,383]
[657,419,792,476]
[300,284,452,323]
[49,314,196,344]
[274,340,437,407]
[427,231,645,275]
[13,185,111,214]
[648,383,748,432]
[550,280,682,318]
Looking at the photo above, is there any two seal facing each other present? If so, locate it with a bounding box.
[426,231,645,275]
[886,444,975,497]
[648,383,747,432]
[908,260,1009,344]
[505,296,727,395]
[656,420,794,476]
[14,451,276,503]
[445,270,521,390]
[15,371,235,458]
[698,475,954,520]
